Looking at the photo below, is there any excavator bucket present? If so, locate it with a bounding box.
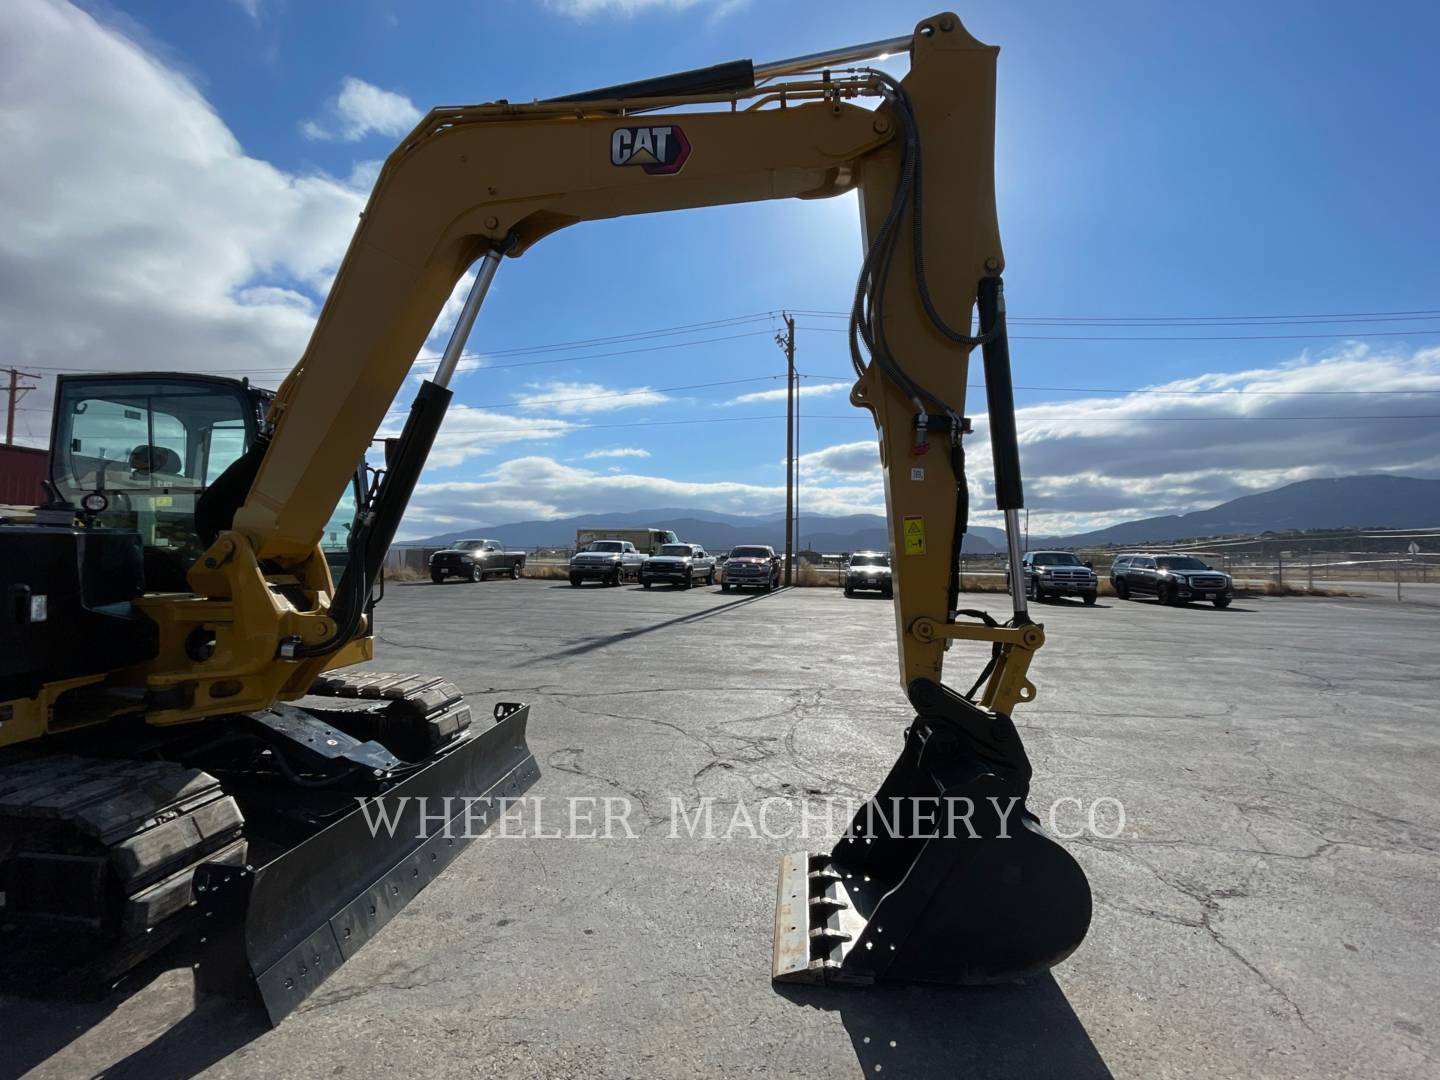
[194,698,538,1025]
[773,679,1090,985]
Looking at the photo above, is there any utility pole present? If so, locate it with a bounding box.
[777,313,796,586]
[795,343,802,561]
[6,368,41,446]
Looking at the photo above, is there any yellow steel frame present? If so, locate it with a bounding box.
[4,12,1042,743]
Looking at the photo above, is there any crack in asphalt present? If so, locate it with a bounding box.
[1079,836,1317,1032]
[548,689,879,813]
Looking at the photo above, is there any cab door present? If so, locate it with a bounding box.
[1132,557,1157,594]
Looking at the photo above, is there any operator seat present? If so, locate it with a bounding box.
[128,444,183,478]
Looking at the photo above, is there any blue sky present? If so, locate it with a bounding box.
[3,0,1438,536]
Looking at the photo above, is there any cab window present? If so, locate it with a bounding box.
[320,480,357,554]
[52,377,260,591]
[55,378,254,552]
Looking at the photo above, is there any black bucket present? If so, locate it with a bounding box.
[773,681,1091,985]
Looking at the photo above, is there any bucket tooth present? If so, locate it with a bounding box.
[772,678,1091,987]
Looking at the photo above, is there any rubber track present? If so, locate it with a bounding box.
[0,755,247,937]
[305,671,473,754]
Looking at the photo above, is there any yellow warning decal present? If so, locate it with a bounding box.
[903,516,926,555]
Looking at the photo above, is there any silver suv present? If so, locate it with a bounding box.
[1017,551,1098,605]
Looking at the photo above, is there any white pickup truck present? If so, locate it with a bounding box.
[569,539,648,586]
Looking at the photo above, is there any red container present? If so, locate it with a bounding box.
[0,444,47,506]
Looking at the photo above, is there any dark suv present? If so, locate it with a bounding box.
[1111,553,1233,608]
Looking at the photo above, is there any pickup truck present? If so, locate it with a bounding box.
[1013,550,1097,605]
[720,545,781,593]
[429,539,527,583]
[640,543,716,589]
[569,539,647,587]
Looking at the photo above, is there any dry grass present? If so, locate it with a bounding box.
[1248,580,1351,598]
[795,563,840,587]
[383,565,425,582]
[522,562,571,580]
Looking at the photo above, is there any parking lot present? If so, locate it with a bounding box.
[9,580,1439,1079]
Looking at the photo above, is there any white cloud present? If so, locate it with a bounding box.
[583,447,651,459]
[513,380,669,415]
[725,381,849,406]
[0,0,372,442]
[797,440,879,477]
[795,344,1440,535]
[1000,344,1440,526]
[541,0,744,18]
[228,0,260,20]
[398,455,882,536]
[377,405,575,469]
[346,159,385,193]
[301,76,421,142]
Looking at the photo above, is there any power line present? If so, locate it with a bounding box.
[790,306,1440,325]
[799,413,1440,423]
[16,301,1440,379]
[797,374,1440,397]
[426,411,1440,437]
[408,413,801,436]
[17,327,784,377]
[794,323,1440,342]
[428,329,780,373]
[422,311,778,358]
[1009,315,1440,327]
[466,373,790,411]
[16,368,1440,410]
[15,369,1436,416]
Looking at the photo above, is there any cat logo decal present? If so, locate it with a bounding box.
[610,125,691,175]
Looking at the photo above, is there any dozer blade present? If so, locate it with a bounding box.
[194,702,538,1025]
[772,679,1090,986]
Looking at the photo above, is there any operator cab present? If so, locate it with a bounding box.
[50,373,358,591]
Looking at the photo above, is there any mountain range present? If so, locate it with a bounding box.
[1052,475,1439,547]
[404,475,1439,553]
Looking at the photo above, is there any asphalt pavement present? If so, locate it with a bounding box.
[7,579,1438,1079]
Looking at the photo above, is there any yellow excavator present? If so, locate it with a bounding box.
[0,13,1089,1022]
